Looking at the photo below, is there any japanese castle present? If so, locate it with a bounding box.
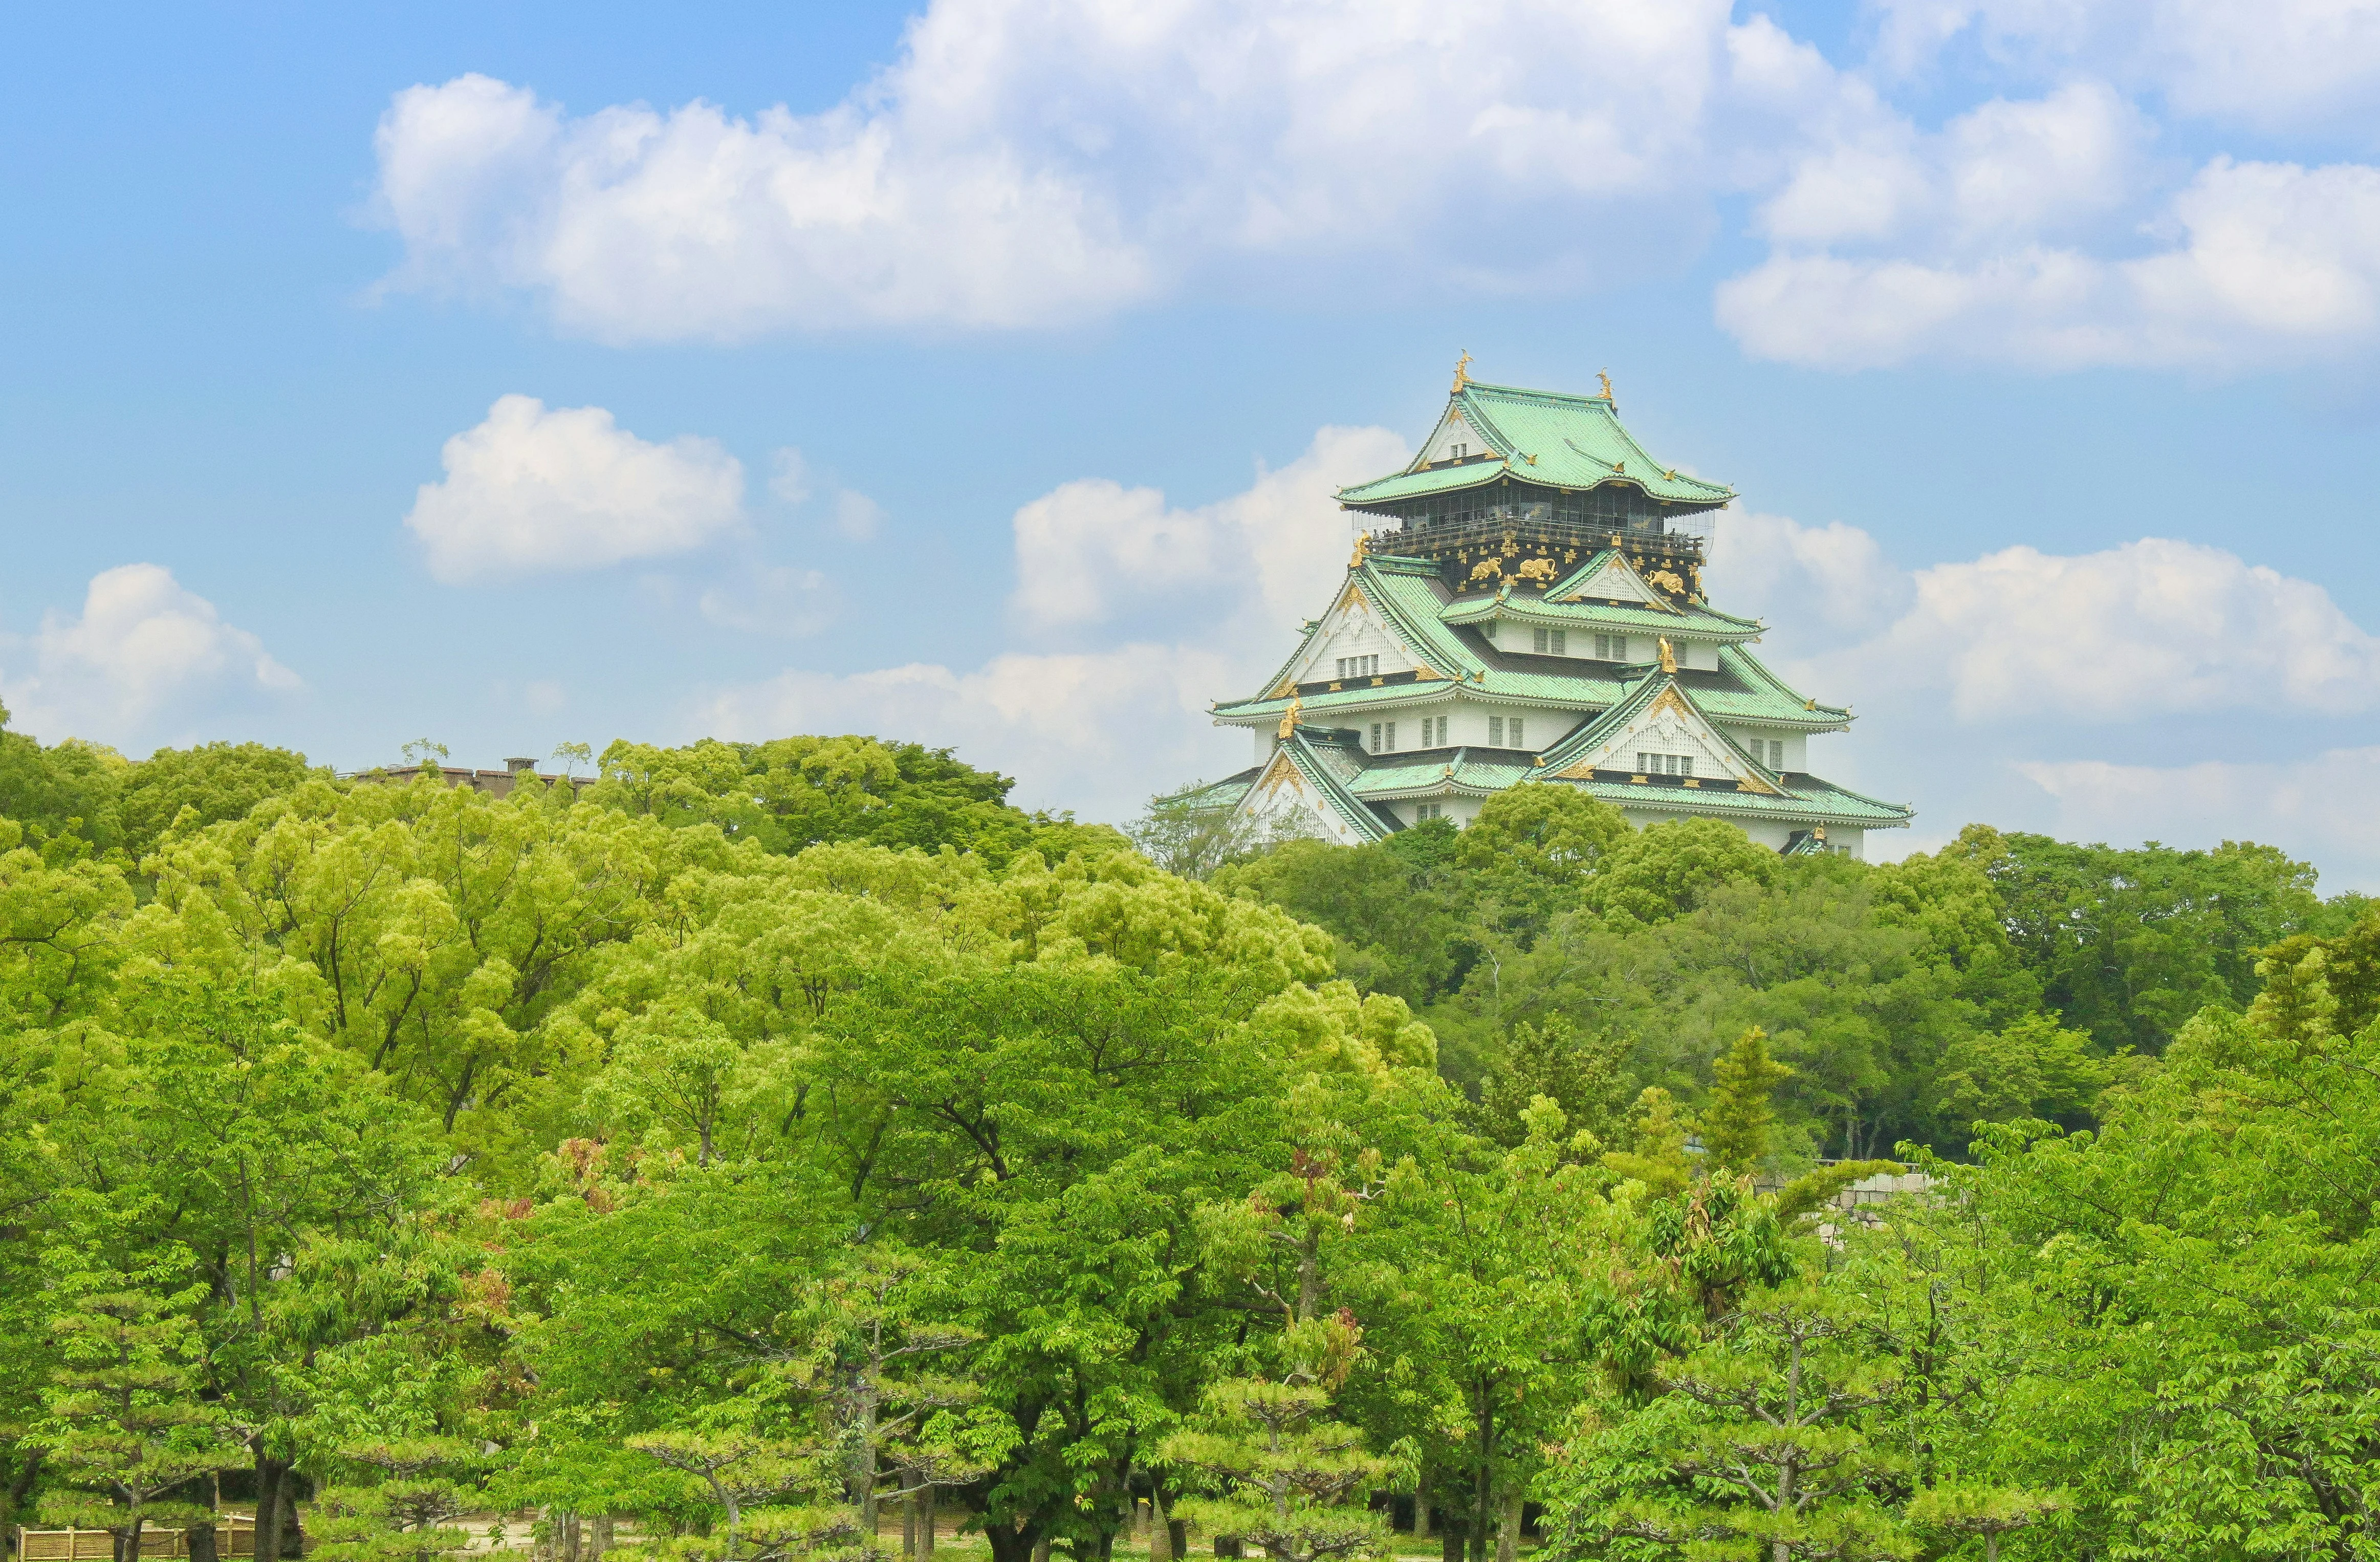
[1194,364,1913,857]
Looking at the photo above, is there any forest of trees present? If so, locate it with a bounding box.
[3,711,2376,1562]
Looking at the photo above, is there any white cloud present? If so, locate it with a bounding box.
[2015,748,2380,886]
[0,565,299,747]
[1008,425,1405,636]
[696,425,1405,820]
[1845,536,2380,719]
[362,2,2380,373]
[1722,155,2380,369]
[1868,0,2380,132]
[768,448,812,506]
[1710,514,2380,883]
[1705,509,1912,642]
[831,491,884,543]
[405,394,746,582]
[697,565,837,638]
[369,3,1834,340]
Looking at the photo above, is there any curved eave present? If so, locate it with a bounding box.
[1580,778,1914,829]
[1440,595,1764,640]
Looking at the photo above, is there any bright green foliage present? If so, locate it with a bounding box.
[38,1264,247,1549]
[1964,824,2332,1052]
[1904,1487,2065,1562]
[1451,784,1628,939]
[1571,1288,1913,1562]
[587,735,1121,864]
[1588,817,1777,927]
[1216,839,1468,1005]
[117,742,322,862]
[9,708,2380,1562]
[1924,1010,2109,1136]
[0,729,127,858]
[1164,1378,1392,1562]
[1699,1028,1791,1176]
[1346,1100,1619,1562]
[307,1440,484,1562]
[1892,942,2380,1560]
[1475,1015,1628,1149]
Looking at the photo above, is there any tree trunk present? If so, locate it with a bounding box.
[188,1511,220,1562]
[1439,1520,1464,1562]
[1149,1491,1171,1562]
[905,1495,918,1560]
[986,1522,1040,1562]
[1413,1472,1431,1540]
[562,1512,582,1562]
[593,1516,615,1560]
[276,1472,302,1560]
[1168,1523,1187,1560]
[1032,1538,1051,1562]
[1495,1489,1520,1562]
[253,1456,288,1562]
[921,1485,937,1561]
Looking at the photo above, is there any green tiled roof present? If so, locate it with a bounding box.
[1439,590,1763,640]
[1215,601,1843,731]
[1278,731,1399,841]
[1566,772,1913,827]
[1255,720,1908,830]
[1337,381,1735,510]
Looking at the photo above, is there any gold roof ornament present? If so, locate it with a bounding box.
[1804,697,1817,711]
[1814,825,1827,841]
[1277,696,1303,740]
[1452,350,1473,393]
[1349,531,1368,569]
[1658,637,1677,674]
[1597,368,1614,400]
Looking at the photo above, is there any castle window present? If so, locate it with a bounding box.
[1488,716,1503,747]
[1768,740,1784,769]
[1335,655,1379,679]
[1385,722,1397,751]
[1636,752,1694,776]
[1596,634,1628,661]
[1422,715,1448,747]
[1533,627,1567,655]
[1416,802,1444,821]
[1369,723,1381,753]
[1510,718,1525,748]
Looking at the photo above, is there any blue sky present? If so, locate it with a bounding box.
[5,1,2380,885]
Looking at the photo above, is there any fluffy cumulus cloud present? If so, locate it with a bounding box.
[365,0,2380,371]
[697,425,1407,819]
[370,2,1818,340]
[1866,0,2380,131]
[406,395,745,582]
[0,565,299,747]
[1708,509,2380,884]
[1721,153,2380,370]
[1719,513,2380,720]
[2015,748,2380,878]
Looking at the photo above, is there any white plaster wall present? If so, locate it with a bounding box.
[1388,796,1483,828]
[1732,728,1808,771]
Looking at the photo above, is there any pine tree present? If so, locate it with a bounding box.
[1700,1027,1792,1175]
[307,1440,482,1562]
[38,1266,245,1562]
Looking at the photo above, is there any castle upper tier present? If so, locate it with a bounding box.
[1195,367,1913,857]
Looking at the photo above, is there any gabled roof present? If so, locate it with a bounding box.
[1535,668,1783,793]
[1215,577,1844,731]
[1337,380,1735,511]
[1268,728,1399,842]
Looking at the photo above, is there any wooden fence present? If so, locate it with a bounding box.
[19,1515,256,1560]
